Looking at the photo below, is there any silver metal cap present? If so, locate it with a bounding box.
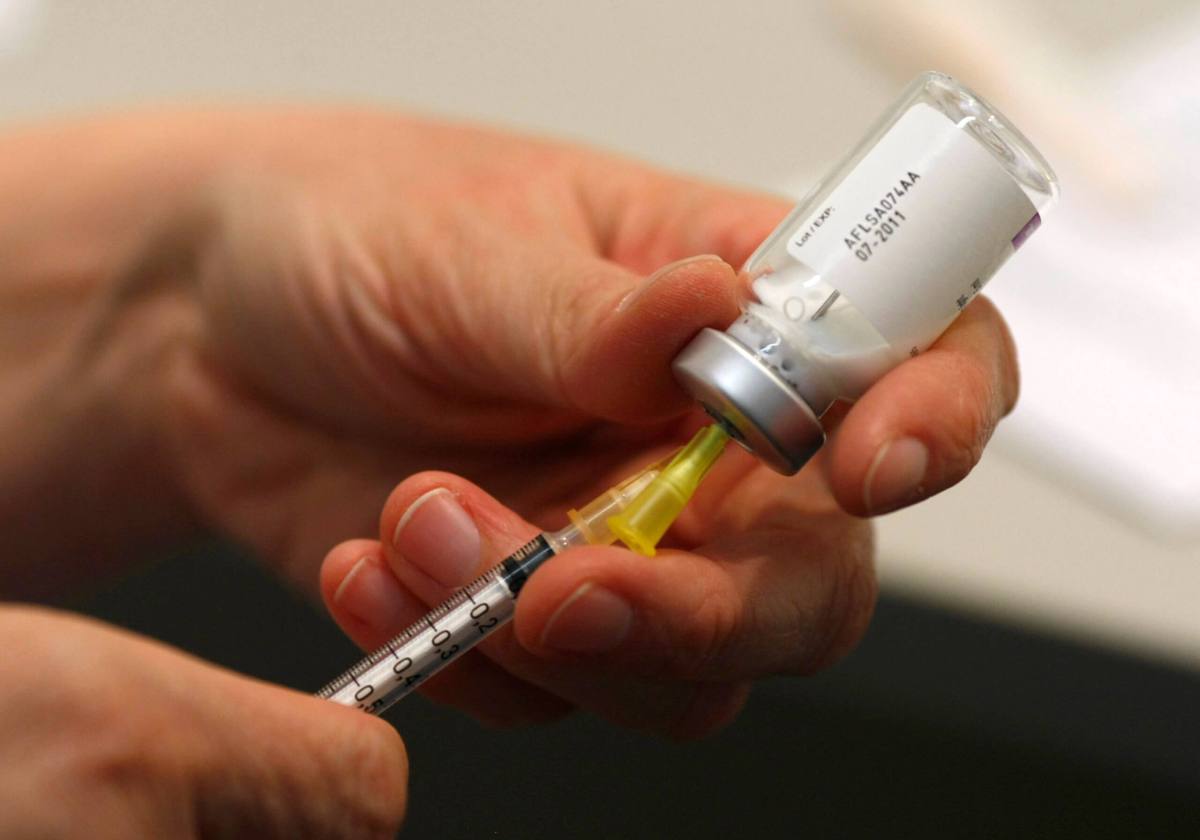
[672,328,825,475]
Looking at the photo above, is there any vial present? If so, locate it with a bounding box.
[673,71,1058,474]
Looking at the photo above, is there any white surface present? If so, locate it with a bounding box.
[2,1,1197,668]
[0,0,39,54]
[988,11,1200,538]
[876,452,1200,669]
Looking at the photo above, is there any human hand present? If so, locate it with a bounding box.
[315,291,1013,736]
[138,110,1014,583]
[16,110,1015,733]
[96,111,1016,734]
[0,606,407,839]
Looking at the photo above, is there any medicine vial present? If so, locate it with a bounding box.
[673,71,1058,474]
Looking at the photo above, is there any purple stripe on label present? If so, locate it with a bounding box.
[1011,213,1041,251]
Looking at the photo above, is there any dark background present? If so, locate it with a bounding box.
[68,540,1200,839]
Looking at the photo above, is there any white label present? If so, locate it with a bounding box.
[785,103,1037,354]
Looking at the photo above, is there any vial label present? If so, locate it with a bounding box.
[786,103,1036,354]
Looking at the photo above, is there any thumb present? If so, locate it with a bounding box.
[550,254,740,423]
[187,669,408,839]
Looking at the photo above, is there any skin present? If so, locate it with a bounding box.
[0,108,1019,835]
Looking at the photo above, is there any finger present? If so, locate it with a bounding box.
[823,296,1021,515]
[376,471,873,735]
[490,249,743,424]
[190,676,409,839]
[576,154,793,271]
[376,472,745,737]
[514,524,876,681]
[567,254,744,423]
[398,234,740,427]
[319,539,573,727]
[29,606,414,840]
[320,539,427,645]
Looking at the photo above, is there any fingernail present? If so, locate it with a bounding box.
[392,488,481,588]
[334,556,424,634]
[540,583,633,653]
[863,437,929,514]
[617,254,724,312]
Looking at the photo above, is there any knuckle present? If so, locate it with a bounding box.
[53,675,190,817]
[662,581,744,680]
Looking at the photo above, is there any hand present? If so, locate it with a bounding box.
[143,110,1013,582]
[2,110,1017,734]
[315,295,1012,737]
[103,111,1008,735]
[0,606,407,839]
[163,111,1014,734]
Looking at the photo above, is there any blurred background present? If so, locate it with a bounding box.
[5,0,1199,836]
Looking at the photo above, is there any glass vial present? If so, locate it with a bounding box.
[674,71,1058,474]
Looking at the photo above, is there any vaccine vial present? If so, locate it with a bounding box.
[673,71,1058,474]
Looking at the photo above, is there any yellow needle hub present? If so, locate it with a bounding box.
[607,424,729,557]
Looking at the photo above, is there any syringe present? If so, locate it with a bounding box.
[316,424,729,717]
[314,459,666,716]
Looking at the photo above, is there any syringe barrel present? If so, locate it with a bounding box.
[316,535,556,716]
[316,458,667,716]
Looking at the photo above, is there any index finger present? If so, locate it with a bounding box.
[575,153,792,271]
[822,295,1020,516]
